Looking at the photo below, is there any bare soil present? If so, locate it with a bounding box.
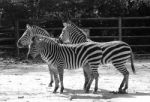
[0,60,150,102]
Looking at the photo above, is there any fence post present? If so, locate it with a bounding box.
[15,20,20,57]
[118,17,122,41]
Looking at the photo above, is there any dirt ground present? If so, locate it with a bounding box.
[0,59,150,102]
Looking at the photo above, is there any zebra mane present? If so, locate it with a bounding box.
[30,25,53,37]
[33,35,82,48]
[33,35,58,45]
[68,21,88,37]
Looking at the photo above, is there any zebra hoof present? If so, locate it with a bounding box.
[53,86,59,93]
[84,89,89,93]
[93,90,98,94]
[118,90,127,94]
[53,91,57,93]
[93,88,98,93]
[48,81,53,87]
[48,84,52,87]
[109,91,119,94]
[60,87,64,94]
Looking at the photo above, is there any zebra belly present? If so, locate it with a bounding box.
[41,56,59,73]
[64,57,80,69]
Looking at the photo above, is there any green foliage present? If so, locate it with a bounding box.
[0,0,150,24]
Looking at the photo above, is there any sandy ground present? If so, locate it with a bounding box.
[0,60,150,102]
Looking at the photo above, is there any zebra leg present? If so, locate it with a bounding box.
[58,66,64,93]
[93,71,99,93]
[85,73,94,93]
[83,64,90,91]
[53,70,59,93]
[83,63,92,93]
[83,70,89,91]
[118,72,129,94]
[122,73,129,93]
[48,64,54,87]
[113,63,129,94]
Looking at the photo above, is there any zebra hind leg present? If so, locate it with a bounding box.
[83,63,93,93]
[84,65,99,93]
[120,74,129,94]
[113,63,129,94]
[83,64,90,91]
[93,71,99,93]
[83,70,89,91]
[85,74,94,93]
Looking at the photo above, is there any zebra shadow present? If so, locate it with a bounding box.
[61,88,111,99]
[61,88,150,100]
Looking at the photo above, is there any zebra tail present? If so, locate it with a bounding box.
[130,51,136,74]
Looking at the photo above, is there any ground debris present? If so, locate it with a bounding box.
[18,96,24,99]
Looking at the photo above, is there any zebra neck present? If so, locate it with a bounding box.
[32,28,50,37]
[39,41,60,62]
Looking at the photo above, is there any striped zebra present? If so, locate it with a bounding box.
[17,24,56,87]
[17,24,102,93]
[27,35,102,93]
[59,21,135,94]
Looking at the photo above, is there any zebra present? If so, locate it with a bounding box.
[59,20,135,94]
[17,24,57,87]
[17,24,102,93]
[27,35,102,93]
[60,21,88,44]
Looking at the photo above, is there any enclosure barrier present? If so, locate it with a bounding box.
[1,16,150,56]
[0,26,16,55]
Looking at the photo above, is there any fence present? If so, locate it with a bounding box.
[1,16,150,56]
[0,26,17,55]
[75,17,150,55]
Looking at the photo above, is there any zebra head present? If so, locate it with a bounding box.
[17,24,33,48]
[59,21,88,44]
[17,24,52,48]
[59,23,71,44]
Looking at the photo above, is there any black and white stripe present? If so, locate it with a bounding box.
[59,21,135,94]
[17,24,56,87]
[28,35,102,93]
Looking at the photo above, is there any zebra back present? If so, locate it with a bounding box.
[28,35,102,70]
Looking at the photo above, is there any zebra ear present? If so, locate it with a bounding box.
[26,24,31,29]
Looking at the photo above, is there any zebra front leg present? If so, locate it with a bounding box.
[58,67,64,93]
[53,71,59,93]
[83,64,91,92]
[48,65,54,87]
[87,65,99,93]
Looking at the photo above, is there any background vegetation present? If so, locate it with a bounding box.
[0,0,150,57]
[0,0,150,27]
